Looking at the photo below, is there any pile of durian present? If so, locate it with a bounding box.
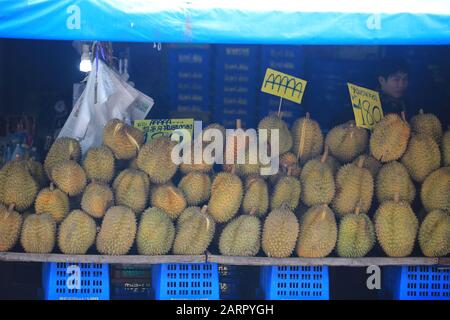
[0,110,449,258]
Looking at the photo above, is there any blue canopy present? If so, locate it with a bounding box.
[1,0,450,44]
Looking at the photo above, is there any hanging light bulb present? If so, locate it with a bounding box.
[79,44,92,72]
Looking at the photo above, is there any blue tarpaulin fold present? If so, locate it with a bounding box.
[0,0,450,44]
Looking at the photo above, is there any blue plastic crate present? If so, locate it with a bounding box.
[42,262,110,300]
[383,266,450,300]
[152,263,219,300]
[260,266,329,300]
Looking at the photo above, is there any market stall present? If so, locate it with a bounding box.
[0,0,449,300]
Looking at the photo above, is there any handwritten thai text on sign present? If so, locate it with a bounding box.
[261,68,307,104]
[133,119,194,142]
[347,83,384,129]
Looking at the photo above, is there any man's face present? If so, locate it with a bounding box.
[379,71,409,99]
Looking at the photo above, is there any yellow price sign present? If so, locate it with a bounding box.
[347,83,384,129]
[133,119,194,142]
[261,68,307,104]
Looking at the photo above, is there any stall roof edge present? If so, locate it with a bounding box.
[1,0,450,44]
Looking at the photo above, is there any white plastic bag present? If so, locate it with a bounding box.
[58,59,154,154]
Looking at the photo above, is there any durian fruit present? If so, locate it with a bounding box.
[219,213,261,256]
[242,176,269,217]
[173,206,215,255]
[351,154,382,178]
[150,184,187,220]
[51,160,87,197]
[418,210,450,257]
[26,159,48,188]
[44,137,81,179]
[269,152,301,186]
[326,121,369,163]
[113,169,150,214]
[35,183,70,222]
[1,161,38,211]
[262,206,299,258]
[137,136,178,184]
[81,182,114,219]
[103,119,144,160]
[370,113,410,162]
[376,161,415,203]
[202,122,226,161]
[58,210,97,254]
[332,156,374,217]
[96,206,137,255]
[0,205,23,252]
[421,167,450,212]
[208,171,243,223]
[223,120,247,174]
[296,204,337,258]
[401,133,441,182]
[137,207,175,255]
[179,143,214,174]
[336,205,375,258]
[83,146,115,183]
[178,172,211,206]
[300,146,335,206]
[21,213,56,253]
[375,195,419,257]
[410,109,443,143]
[443,128,450,166]
[270,168,301,211]
[258,114,293,155]
[291,113,324,165]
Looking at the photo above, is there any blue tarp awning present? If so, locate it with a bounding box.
[1,0,450,44]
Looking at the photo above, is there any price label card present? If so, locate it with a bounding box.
[133,119,194,142]
[261,68,307,104]
[347,83,384,129]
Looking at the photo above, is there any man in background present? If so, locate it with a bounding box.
[377,57,411,116]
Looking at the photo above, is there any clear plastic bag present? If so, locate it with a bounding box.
[58,59,154,154]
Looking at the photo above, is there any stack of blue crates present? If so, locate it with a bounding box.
[304,58,373,130]
[258,45,307,126]
[382,266,450,300]
[42,262,110,300]
[167,44,212,118]
[213,45,259,129]
[260,266,329,300]
[152,263,220,300]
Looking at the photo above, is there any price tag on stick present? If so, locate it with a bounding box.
[261,68,307,104]
[347,83,384,129]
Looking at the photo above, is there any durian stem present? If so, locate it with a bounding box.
[401,111,407,122]
[357,155,365,168]
[278,111,284,120]
[230,165,237,175]
[249,207,257,216]
[419,108,424,115]
[236,119,242,130]
[201,205,208,215]
[287,166,293,177]
[305,112,310,119]
[8,204,14,212]
[296,115,307,161]
[277,98,283,118]
[394,192,400,203]
[321,145,329,163]
[49,183,55,191]
[125,130,140,153]
[355,200,362,215]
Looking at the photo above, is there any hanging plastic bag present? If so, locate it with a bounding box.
[58,59,154,154]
